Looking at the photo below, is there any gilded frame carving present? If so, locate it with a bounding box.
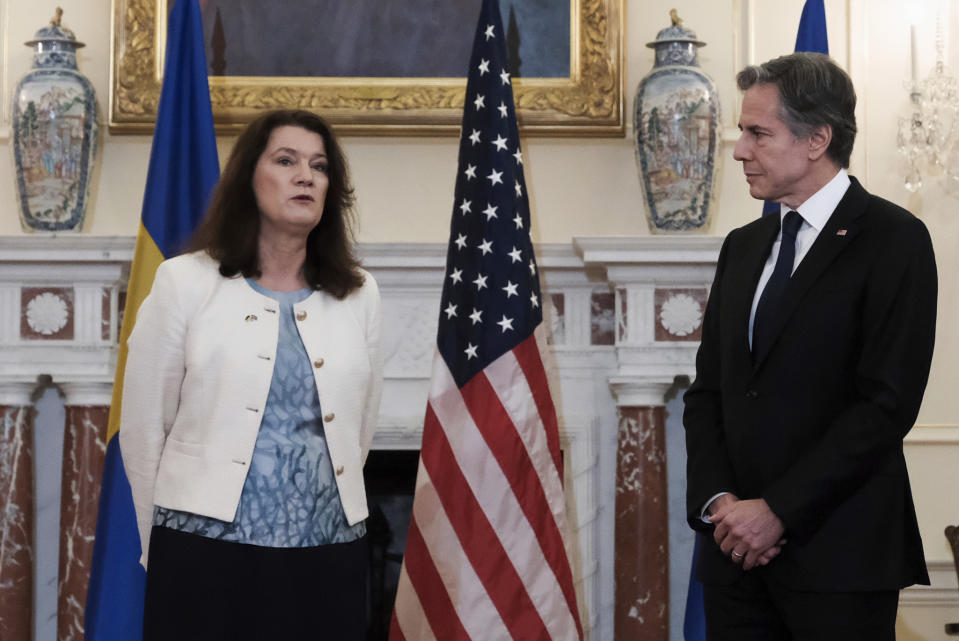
[109,0,623,135]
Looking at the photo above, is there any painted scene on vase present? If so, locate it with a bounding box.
[635,69,719,232]
[13,77,96,231]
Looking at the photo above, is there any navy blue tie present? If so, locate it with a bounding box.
[752,210,803,356]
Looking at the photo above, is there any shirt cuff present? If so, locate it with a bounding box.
[700,491,730,523]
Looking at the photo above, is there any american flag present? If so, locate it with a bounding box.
[389,1,584,640]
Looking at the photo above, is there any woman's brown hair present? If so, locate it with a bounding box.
[189,109,363,298]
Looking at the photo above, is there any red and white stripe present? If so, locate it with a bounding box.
[391,335,584,641]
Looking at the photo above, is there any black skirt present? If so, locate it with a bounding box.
[143,526,369,641]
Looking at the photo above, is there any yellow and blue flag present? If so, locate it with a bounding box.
[85,0,219,636]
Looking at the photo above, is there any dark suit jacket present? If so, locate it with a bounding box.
[684,177,936,591]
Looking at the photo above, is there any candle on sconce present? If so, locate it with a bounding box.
[910,25,919,84]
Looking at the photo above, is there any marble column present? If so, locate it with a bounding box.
[0,384,37,641]
[610,380,672,641]
[59,383,110,641]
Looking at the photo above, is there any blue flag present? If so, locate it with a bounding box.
[85,0,219,637]
[762,0,828,216]
[683,534,707,641]
[795,0,829,54]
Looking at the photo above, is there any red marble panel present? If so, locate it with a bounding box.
[617,287,627,342]
[101,288,111,341]
[117,290,128,342]
[21,287,75,340]
[591,292,615,345]
[58,405,108,641]
[0,405,36,641]
[614,405,668,641]
[655,287,707,342]
[547,292,565,345]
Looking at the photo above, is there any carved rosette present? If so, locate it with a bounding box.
[21,287,75,340]
[655,288,706,342]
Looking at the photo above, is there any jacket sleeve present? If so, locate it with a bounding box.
[117,260,187,567]
[683,231,740,532]
[359,272,384,462]
[763,215,938,543]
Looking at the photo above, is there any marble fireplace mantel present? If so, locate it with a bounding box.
[0,234,727,641]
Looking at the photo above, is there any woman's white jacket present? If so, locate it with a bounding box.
[119,251,382,565]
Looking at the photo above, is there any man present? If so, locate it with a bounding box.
[684,52,937,640]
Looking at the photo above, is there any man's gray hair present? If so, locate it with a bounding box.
[737,52,857,168]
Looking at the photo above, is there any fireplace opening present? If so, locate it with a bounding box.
[365,449,419,640]
[362,446,569,640]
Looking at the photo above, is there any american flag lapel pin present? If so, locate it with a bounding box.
[836,229,847,236]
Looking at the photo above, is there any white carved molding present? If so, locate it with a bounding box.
[0,381,34,406]
[60,381,114,407]
[574,236,722,408]
[0,236,128,389]
[906,425,959,444]
[608,377,674,408]
[900,561,959,607]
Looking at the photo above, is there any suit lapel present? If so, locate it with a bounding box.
[751,177,869,370]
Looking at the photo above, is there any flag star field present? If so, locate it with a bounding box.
[438,17,541,389]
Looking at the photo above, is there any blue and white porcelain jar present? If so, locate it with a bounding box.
[12,9,99,232]
[634,12,721,233]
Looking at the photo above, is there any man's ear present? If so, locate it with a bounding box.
[808,124,832,161]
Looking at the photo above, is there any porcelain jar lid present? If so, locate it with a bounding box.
[645,10,705,49]
[25,8,85,49]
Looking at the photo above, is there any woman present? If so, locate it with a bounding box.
[120,109,382,640]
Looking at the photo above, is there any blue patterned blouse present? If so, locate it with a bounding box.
[153,280,366,547]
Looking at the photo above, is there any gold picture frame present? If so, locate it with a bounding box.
[109,0,623,136]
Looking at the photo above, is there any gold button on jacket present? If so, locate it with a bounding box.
[324,412,335,422]
[295,310,307,321]
[313,358,325,368]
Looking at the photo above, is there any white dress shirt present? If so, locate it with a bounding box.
[747,169,851,348]
[701,168,851,521]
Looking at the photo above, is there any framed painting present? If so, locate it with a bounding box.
[109,0,623,135]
